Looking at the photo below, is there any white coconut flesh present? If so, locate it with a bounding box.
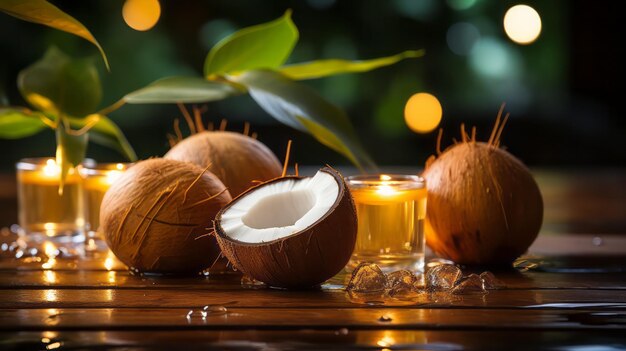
[219,171,339,243]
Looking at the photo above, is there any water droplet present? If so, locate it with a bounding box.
[204,305,228,315]
[335,327,349,335]
[592,237,603,246]
[186,310,193,319]
[378,315,393,322]
[1,243,7,251]
[29,248,38,256]
[15,249,24,259]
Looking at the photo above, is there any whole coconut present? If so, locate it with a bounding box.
[100,158,232,273]
[165,131,282,197]
[423,141,543,265]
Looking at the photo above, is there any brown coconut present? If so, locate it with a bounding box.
[423,139,543,265]
[214,167,357,288]
[100,158,232,273]
[165,131,282,197]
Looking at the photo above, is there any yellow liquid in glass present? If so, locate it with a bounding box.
[17,172,84,237]
[349,187,427,272]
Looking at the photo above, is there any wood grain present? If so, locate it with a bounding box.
[1,288,626,309]
[1,308,624,331]
[0,269,625,290]
[2,330,625,350]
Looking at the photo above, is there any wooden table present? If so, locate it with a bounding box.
[1,170,626,349]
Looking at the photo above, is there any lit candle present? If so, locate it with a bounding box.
[346,174,427,272]
[81,163,130,245]
[16,158,85,239]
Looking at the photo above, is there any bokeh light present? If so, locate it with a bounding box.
[404,93,442,133]
[123,0,161,31]
[446,22,480,55]
[469,37,522,79]
[503,5,542,44]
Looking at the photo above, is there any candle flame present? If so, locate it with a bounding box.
[376,185,396,196]
[42,159,60,177]
[106,170,123,185]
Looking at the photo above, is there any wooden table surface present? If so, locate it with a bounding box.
[1,169,626,350]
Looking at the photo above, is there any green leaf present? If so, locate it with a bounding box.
[204,10,298,77]
[0,0,109,70]
[18,47,102,118]
[67,114,137,161]
[234,69,374,169]
[294,115,359,167]
[55,118,88,192]
[124,76,242,104]
[279,50,425,80]
[0,108,48,138]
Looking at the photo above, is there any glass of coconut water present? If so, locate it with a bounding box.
[346,174,427,273]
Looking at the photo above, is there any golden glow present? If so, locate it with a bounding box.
[42,258,56,270]
[44,242,58,258]
[123,0,161,31]
[44,289,58,302]
[105,170,123,185]
[404,92,443,133]
[107,271,117,284]
[504,5,542,44]
[104,257,115,271]
[42,331,58,340]
[377,335,396,348]
[44,270,57,284]
[376,184,395,196]
[116,163,125,170]
[379,174,392,181]
[42,159,59,177]
[46,341,62,350]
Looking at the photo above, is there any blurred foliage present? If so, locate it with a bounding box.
[1,0,624,169]
[0,47,135,188]
[0,0,108,68]
[123,11,422,170]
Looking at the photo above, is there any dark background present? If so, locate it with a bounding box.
[1,0,624,170]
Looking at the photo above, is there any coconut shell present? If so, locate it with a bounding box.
[164,131,282,197]
[423,142,543,265]
[214,167,357,288]
[100,158,232,273]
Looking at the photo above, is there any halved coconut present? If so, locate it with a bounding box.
[215,167,357,288]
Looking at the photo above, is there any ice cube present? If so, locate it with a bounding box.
[347,263,387,292]
[425,264,462,291]
[413,273,425,290]
[452,274,487,295]
[386,281,416,297]
[386,270,417,288]
[480,271,506,289]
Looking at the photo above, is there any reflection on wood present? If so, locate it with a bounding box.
[1,308,625,330]
[1,288,625,309]
[2,330,625,349]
